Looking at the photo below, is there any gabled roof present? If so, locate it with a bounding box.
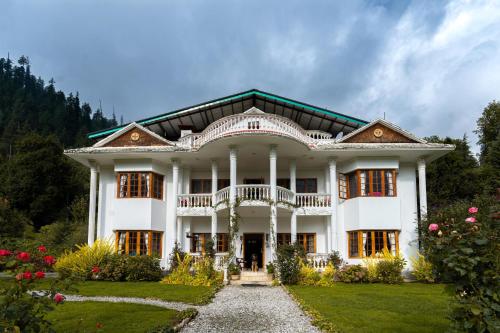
[337,119,426,144]
[88,89,369,141]
[93,122,174,147]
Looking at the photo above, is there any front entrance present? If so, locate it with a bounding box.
[243,233,264,269]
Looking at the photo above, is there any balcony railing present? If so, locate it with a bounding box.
[178,186,332,212]
[295,193,331,207]
[307,253,329,271]
[177,113,333,150]
[178,194,212,208]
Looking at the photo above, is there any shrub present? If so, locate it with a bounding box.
[0,244,75,332]
[275,243,302,285]
[168,242,186,271]
[327,251,344,270]
[99,255,129,281]
[55,239,115,279]
[336,265,368,283]
[375,254,405,284]
[162,254,222,287]
[125,256,162,281]
[362,257,379,283]
[298,261,321,286]
[410,252,435,283]
[421,197,499,332]
[266,262,275,275]
[228,262,240,275]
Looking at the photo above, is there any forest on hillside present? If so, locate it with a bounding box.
[0,56,498,253]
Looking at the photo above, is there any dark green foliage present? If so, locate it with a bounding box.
[425,136,479,209]
[336,265,368,283]
[168,242,186,271]
[375,257,405,284]
[227,262,240,275]
[421,197,499,332]
[275,243,303,284]
[99,255,163,282]
[326,250,344,269]
[0,198,32,237]
[203,238,215,259]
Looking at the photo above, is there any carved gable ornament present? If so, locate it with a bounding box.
[93,123,173,148]
[339,119,424,144]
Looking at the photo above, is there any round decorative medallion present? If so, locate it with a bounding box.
[373,128,384,138]
[130,132,140,141]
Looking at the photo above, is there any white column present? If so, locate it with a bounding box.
[418,159,427,219]
[172,159,180,245]
[324,166,331,252]
[87,162,98,245]
[176,168,184,246]
[329,159,337,252]
[229,147,237,260]
[96,166,104,240]
[290,160,297,243]
[269,145,278,261]
[211,160,218,247]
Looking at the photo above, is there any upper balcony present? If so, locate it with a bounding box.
[177,184,332,216]
[176,108,334,151]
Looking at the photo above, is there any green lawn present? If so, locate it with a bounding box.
[0,279,216,304]
[46,301,181,333]
[288,283,451,333]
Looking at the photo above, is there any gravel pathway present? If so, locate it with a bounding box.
[181,285,320,333]
[62,295,196,311]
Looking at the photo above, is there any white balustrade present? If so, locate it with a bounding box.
[236,184,271,201]
[215,187,230,205]
[190,253,228,271]
[307,253,329,271]
[176,113,335,150]
[295,193,331,207]
[177,194,212,208]
[277,187,294,203]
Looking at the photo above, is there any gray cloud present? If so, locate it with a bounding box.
[1,0,499,153]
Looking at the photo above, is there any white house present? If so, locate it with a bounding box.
[65,89,453,271]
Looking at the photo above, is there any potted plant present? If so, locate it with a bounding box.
[228,262,241,280]
[266,262,275,279]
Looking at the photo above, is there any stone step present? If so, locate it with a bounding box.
[240,275,271,282]
[230,280,273,286]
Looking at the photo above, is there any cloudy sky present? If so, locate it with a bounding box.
[1,0,499,152]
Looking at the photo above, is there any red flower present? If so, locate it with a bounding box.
[22,271,32,280]
[35,271,45,279]
[91,266,100,273]
[37,245,47,253]
[17,252,30,262]
[53,293,64,304]
[43,255,56,266]
[96,322,104,329]
[0,249,11,256]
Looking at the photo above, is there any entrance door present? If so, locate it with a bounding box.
[243,233,264,269]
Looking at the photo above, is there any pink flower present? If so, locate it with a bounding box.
[468,207,478,214]
[22,271,32,280]
[91,266,100,274]
[428,223,439,232]
[0,249,11,256]
[35,271,45,279]
[465,217,477,223]
[37,245,47,253]
[16,252,30,262]
[53,293,64,304]
[15,273,23,281]
[43,256,56,266]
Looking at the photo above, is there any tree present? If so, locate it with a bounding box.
[425,135,479,210]
[0,134,86,229]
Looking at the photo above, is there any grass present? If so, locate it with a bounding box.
[287,283,452,333]
[46,301,181,332]
[0,278,217,305]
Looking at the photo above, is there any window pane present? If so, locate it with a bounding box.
[277,178,290,189]
[364,231,373,256]
[306,234,315,253]
[153,174,164,199]
[349,232,359,257]
[140,173,150,197]
[385,171,394,196]
[360,171,368,196]
[374,231,384,254]
[130,173,139,197]
[296,179,305,193]
[339,174,347,199]
[129,232,138,256]
[348,173,358,197]
[139,231,149,255]
[371,170,382,195]
[119,174,128,198]
[387,232,396,255]
[117,231,126,254]
[217,233,228,252]
[217,179,230,190]
[152,232,162,256]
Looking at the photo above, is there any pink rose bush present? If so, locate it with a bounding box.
[468,207,478,214]
[465,217,476,223]
[428,223,439,231]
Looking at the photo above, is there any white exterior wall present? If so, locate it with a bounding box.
[95,157,420,268]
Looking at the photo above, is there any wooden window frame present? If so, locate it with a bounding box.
[296,178,318,193]
[114,230,163,256]
[297,233,317,253]
[116,172,164,200]
[340,169,397,200]
[347,230,399,258]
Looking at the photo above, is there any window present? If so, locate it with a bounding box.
[347,230,399,258]
[117,172,164,199]
[191,179,230,193]
[190,233,228,253]
[339,170,397,199]
[217,233,229,252]
[297,233,316,253]
[277,178,291,189]
[115,231,163,256]
[277,233,292,246]
[296,179,317,193]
